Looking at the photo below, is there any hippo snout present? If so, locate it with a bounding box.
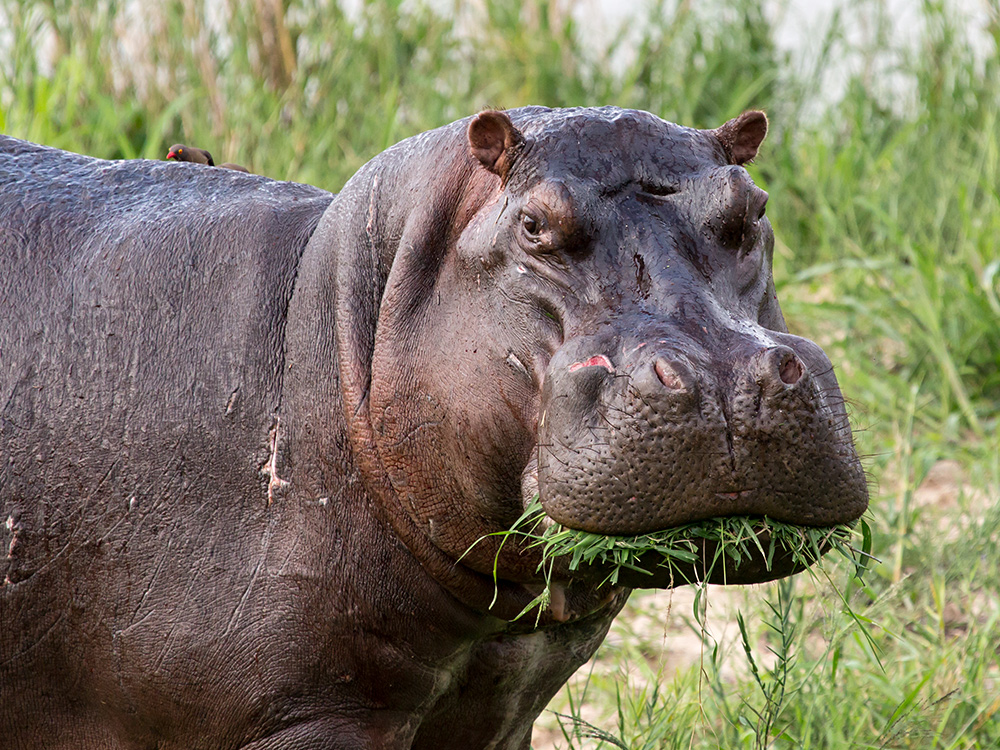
[536,327,868,535]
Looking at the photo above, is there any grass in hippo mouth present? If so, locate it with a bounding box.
[472,498,875,622]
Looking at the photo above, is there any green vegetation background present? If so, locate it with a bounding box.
[3,0,998,746]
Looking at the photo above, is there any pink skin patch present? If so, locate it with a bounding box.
[568,355,614,373]
[622,342,647,368]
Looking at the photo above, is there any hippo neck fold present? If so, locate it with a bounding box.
[280,119,616,628]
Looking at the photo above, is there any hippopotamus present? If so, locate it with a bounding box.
[0,106,867,748]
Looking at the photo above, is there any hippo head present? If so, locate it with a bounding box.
[335,107,867,615]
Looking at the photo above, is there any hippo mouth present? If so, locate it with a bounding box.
[518,457,869,590]
[510,495,868,592]
[549,512,863,589]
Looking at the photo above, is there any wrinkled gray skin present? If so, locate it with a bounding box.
[0,107,867,749]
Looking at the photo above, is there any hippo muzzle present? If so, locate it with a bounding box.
[536,323,866,535]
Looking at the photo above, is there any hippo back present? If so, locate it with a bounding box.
[0,137,333,744]
[0,136,333,435]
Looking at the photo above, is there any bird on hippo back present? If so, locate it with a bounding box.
[166,142,249,171]
[0,106,867,749]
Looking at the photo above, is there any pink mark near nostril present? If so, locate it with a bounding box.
[569,355,614,373]
[622,342,647,367]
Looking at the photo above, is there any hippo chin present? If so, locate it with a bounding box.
[0,106,866,748]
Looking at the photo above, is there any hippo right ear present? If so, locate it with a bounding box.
[713,111,768,165]
[468,111,525,182]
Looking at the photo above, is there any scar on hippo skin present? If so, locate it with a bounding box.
[261,417,290,504]
[225,386,240,416]
[366,174,380,239]
[506,351,530,378]
[2,510,33,586]
[4,516,20,560]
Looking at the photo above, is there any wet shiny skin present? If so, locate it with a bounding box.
[0,108,865,748]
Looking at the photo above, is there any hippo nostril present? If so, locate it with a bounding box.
[753,346,806,394]
[654,358,686,391]
[777,350,804,385]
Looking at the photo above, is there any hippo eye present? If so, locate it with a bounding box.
[637,181,678,199]
[520,211,543,238]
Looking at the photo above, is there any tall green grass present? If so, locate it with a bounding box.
[0,0,793,184]
[2,0,998,747]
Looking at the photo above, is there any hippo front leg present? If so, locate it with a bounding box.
[411,606,624,750]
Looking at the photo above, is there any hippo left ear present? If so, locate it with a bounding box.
[713,110,768,165]
[468,110,525,182]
